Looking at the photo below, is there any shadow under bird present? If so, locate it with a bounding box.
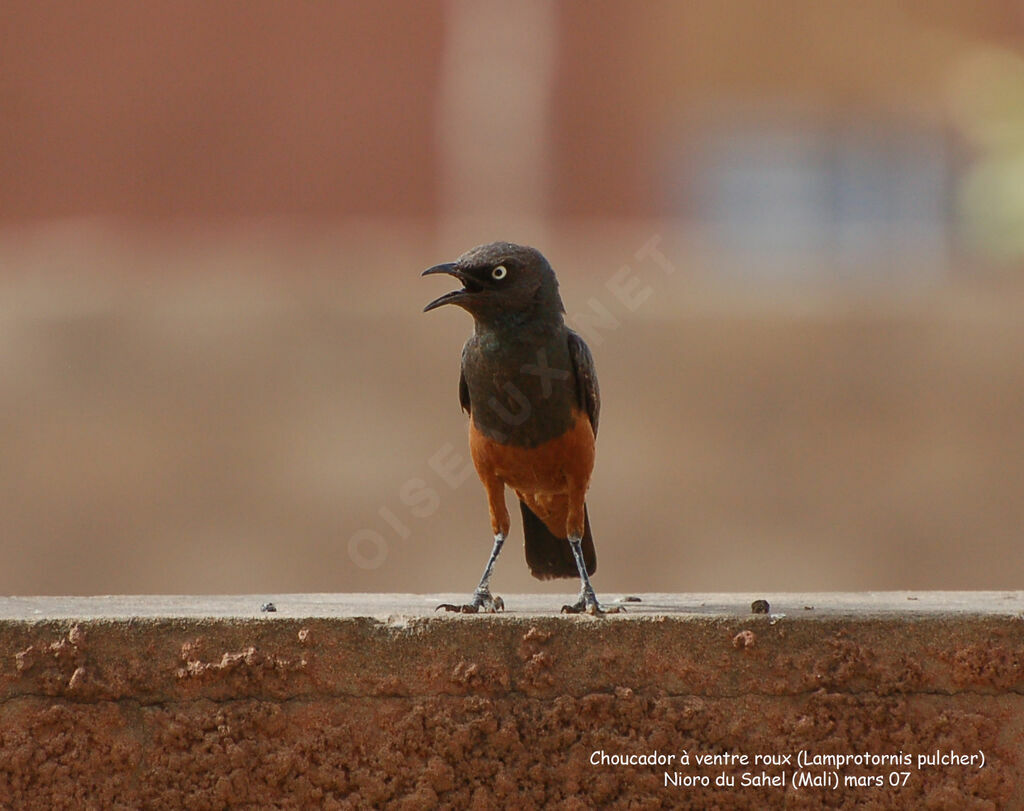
[422,242,620,614]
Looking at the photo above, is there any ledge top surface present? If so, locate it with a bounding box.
[0,592,1020,621]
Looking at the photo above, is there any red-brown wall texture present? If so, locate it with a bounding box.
[0,1,444,219]
[3,1,1021,221]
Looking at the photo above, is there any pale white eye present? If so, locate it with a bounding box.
[491,265,508,280]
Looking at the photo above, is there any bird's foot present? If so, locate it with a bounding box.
[436,589,505,614]
[561,587,623,616]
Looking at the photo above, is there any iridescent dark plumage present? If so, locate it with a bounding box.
[423,242,619,614]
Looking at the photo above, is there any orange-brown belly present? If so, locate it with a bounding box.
[469,409,595,537]
[470,409,595,492]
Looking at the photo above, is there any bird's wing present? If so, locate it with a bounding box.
[458,343,471,415]
[567,329,600,436]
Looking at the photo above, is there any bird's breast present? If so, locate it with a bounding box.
[463,334,578,447]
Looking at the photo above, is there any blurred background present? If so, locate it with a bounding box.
[2,0,1023,596]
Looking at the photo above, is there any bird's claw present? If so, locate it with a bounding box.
[435,603,477,613]
[436,591,504,614]
[560,595,624,616]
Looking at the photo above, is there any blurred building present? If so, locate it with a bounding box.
[1,2,1024,596]
[3,1,1023,268]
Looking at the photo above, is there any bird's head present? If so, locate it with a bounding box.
[422,242,564,327]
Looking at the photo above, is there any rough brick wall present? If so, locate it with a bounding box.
[0,595,1019,808]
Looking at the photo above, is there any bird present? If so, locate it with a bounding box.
[422,242,620,615]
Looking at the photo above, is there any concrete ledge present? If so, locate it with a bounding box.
[1,593,1020,807]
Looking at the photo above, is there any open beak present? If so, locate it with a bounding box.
[422,262,477,312]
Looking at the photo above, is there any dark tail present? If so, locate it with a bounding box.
[521,501,597,580]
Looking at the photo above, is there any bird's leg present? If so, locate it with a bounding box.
[437,464,509,613]
[561,535,622,615]
[472,531,505,609]
[436,533,506,613]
